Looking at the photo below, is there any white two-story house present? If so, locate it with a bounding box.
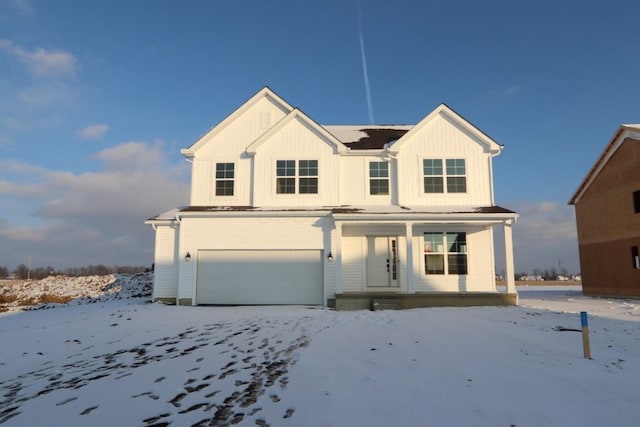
[146,87,518,309]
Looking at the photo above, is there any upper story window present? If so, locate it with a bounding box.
[276,160,318,194]
[424,232,468,275]
[369,162,389,195]
[423,159,466,193]
[215,163,234,196]
[633,190,640,213]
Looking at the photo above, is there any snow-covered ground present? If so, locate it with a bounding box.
[1,277,639,426]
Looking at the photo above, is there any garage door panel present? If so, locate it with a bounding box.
[196,250,323,305]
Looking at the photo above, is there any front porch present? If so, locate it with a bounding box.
[331,291,518,310]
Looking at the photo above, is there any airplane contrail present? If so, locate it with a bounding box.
[356,0,374,125]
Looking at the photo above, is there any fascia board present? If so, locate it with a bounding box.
[181,87,294,157]
[245,109,347,155]
[387,104,502,154]
[569,126,640,205]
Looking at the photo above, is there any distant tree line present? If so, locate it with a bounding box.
[0,264,151,280]
[514,266,576,281]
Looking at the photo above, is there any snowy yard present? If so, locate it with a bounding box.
[1,278,639,426]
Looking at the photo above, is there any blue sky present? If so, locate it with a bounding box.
[1,0,639,274]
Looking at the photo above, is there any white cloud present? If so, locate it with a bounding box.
[77,124,109,140]
[2,0,34,16]
[0,39,77,79]
[94,140,167,172]
[503,85,521,96]
[0,142,190,269]
[495,200,580,274]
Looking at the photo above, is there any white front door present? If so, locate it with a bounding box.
[366,236,399,287]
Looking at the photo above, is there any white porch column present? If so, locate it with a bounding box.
[405,222,415,294]
[503,219,516,295]
[335,223,343,295]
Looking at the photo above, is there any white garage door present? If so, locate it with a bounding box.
[196,250,324,305]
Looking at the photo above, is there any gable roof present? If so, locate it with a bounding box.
[181,87,293,158]
[245,108,348,155]
[386,104,502,154]
[569,124,640,205]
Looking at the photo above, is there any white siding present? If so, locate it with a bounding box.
[396,114,494,207]
[411,226,495,292]
[341,235,365,292]
[152,225,178,300]
[190,96,289,206]
[339,156,394,206]
[252,117,339,207]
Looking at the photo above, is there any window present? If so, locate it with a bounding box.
[369,162,389,195]
[634,191,640,213]
[276,160,318,194]
[423,159,466,193]
[215,163,234,196]
[423,159,443,193]
[446,159,467,193]
[424,232,467,275]
[298,160,318,194]
[632,246,639,269]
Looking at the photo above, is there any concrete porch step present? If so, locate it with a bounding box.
[371,298,401,311]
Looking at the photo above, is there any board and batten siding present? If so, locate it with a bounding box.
[252,117,339,207]
[396,114,494,207]
[153,225,179,300]
[190,95,289,206]
[177,216,332,302]
[339,156,394,206]
[410,227,495,292]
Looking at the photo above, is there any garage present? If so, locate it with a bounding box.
[196,249,324,305]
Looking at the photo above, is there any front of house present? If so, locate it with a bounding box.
[146,87,518,308]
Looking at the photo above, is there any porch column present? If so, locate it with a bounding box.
[335,223,343,295]
[503,219,516,294]
[405,222,415,294]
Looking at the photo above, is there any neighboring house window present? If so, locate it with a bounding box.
[424,232,468,275]
[632,246,639,269]
[423,159,466,193]
[215,163,234,196]
[634,191,640,213]
[299,160,318,194]
[369,162,389,195]
[276,160,318,194]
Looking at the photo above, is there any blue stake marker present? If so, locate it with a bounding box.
[581,311,591,359]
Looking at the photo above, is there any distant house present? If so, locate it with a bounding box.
[146,87,518,309]
[569,124,640,297]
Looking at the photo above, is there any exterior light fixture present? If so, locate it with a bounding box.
[185,252,191,261]
[327,252,333,262]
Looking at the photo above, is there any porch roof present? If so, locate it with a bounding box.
[146,204,517,223]
[331,205,517,224]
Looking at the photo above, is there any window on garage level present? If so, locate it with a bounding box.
[215,163,234,196]
[276,160,318,194]
[633,190,640,213]
[424,232,468,275]
[369,162,389,195]
[632,246,639,269]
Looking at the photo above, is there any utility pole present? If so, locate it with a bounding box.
[27,256,31,280]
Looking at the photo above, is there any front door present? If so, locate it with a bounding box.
[366,236,399,287]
